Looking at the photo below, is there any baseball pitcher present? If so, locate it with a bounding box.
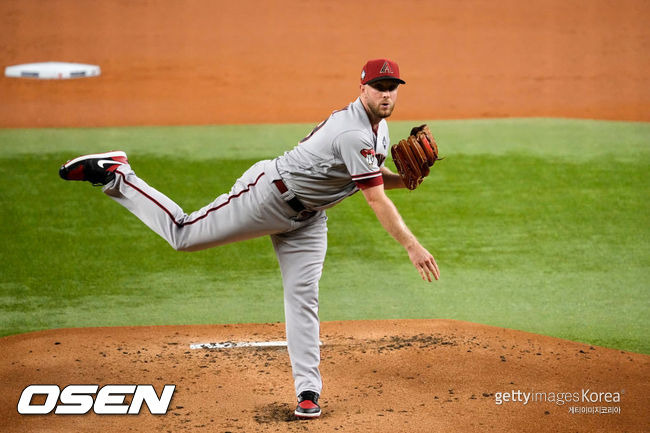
[59,58,440,419]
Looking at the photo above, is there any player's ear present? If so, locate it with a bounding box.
[360,83,367,98]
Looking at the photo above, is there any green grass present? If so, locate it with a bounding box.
[1,119,648,353]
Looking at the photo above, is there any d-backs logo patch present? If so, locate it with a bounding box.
[360,148,377,168]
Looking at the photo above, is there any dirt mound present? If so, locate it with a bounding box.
[2,320,648,432]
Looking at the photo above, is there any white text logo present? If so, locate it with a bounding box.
[17,384,176,415]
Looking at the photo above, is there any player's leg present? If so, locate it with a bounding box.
[105,160,295,251]
[60,152,292,251]
[270,214,327,418]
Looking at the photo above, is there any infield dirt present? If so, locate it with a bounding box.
[2,320,649,432]
[1,1,649,432]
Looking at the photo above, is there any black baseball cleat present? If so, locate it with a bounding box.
[59,151,128,186]
[294,391,321,419]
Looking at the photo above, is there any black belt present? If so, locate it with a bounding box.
[273,179,306,213]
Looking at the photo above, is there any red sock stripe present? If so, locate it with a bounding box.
[115,170,266,228]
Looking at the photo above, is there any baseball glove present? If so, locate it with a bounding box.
[391,124,440,190]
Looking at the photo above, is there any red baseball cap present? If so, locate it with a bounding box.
[360,58,406,85]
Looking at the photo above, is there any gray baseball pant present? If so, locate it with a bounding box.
[103,159,326,396]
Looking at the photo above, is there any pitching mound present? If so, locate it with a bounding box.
[2,320,648,432]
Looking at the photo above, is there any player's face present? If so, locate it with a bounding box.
[361,80,399,121]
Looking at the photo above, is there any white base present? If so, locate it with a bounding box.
[5,62,101,79]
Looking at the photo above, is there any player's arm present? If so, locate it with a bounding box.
[380,166,405,190]
[361,183,439,281]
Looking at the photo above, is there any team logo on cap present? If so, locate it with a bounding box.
[380,61,393,74]
[361,70,366,80]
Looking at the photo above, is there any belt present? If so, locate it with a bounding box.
[273,179,307,213]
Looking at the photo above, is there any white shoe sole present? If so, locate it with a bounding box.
[63,151,127,168]
[294,410,321,419]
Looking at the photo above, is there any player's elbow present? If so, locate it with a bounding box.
[361,184,386,204]
[362,187,391,211]
[364,195,383,210]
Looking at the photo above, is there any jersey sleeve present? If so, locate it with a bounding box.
[336,131,383,190]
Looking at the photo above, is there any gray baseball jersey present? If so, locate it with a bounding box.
[276,97,390,210]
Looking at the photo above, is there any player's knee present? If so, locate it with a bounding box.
[172,238,208,252]
[169,237,192,252]
[174,243,197,252]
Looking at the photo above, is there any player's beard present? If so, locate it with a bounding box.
[368,98,395,119]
